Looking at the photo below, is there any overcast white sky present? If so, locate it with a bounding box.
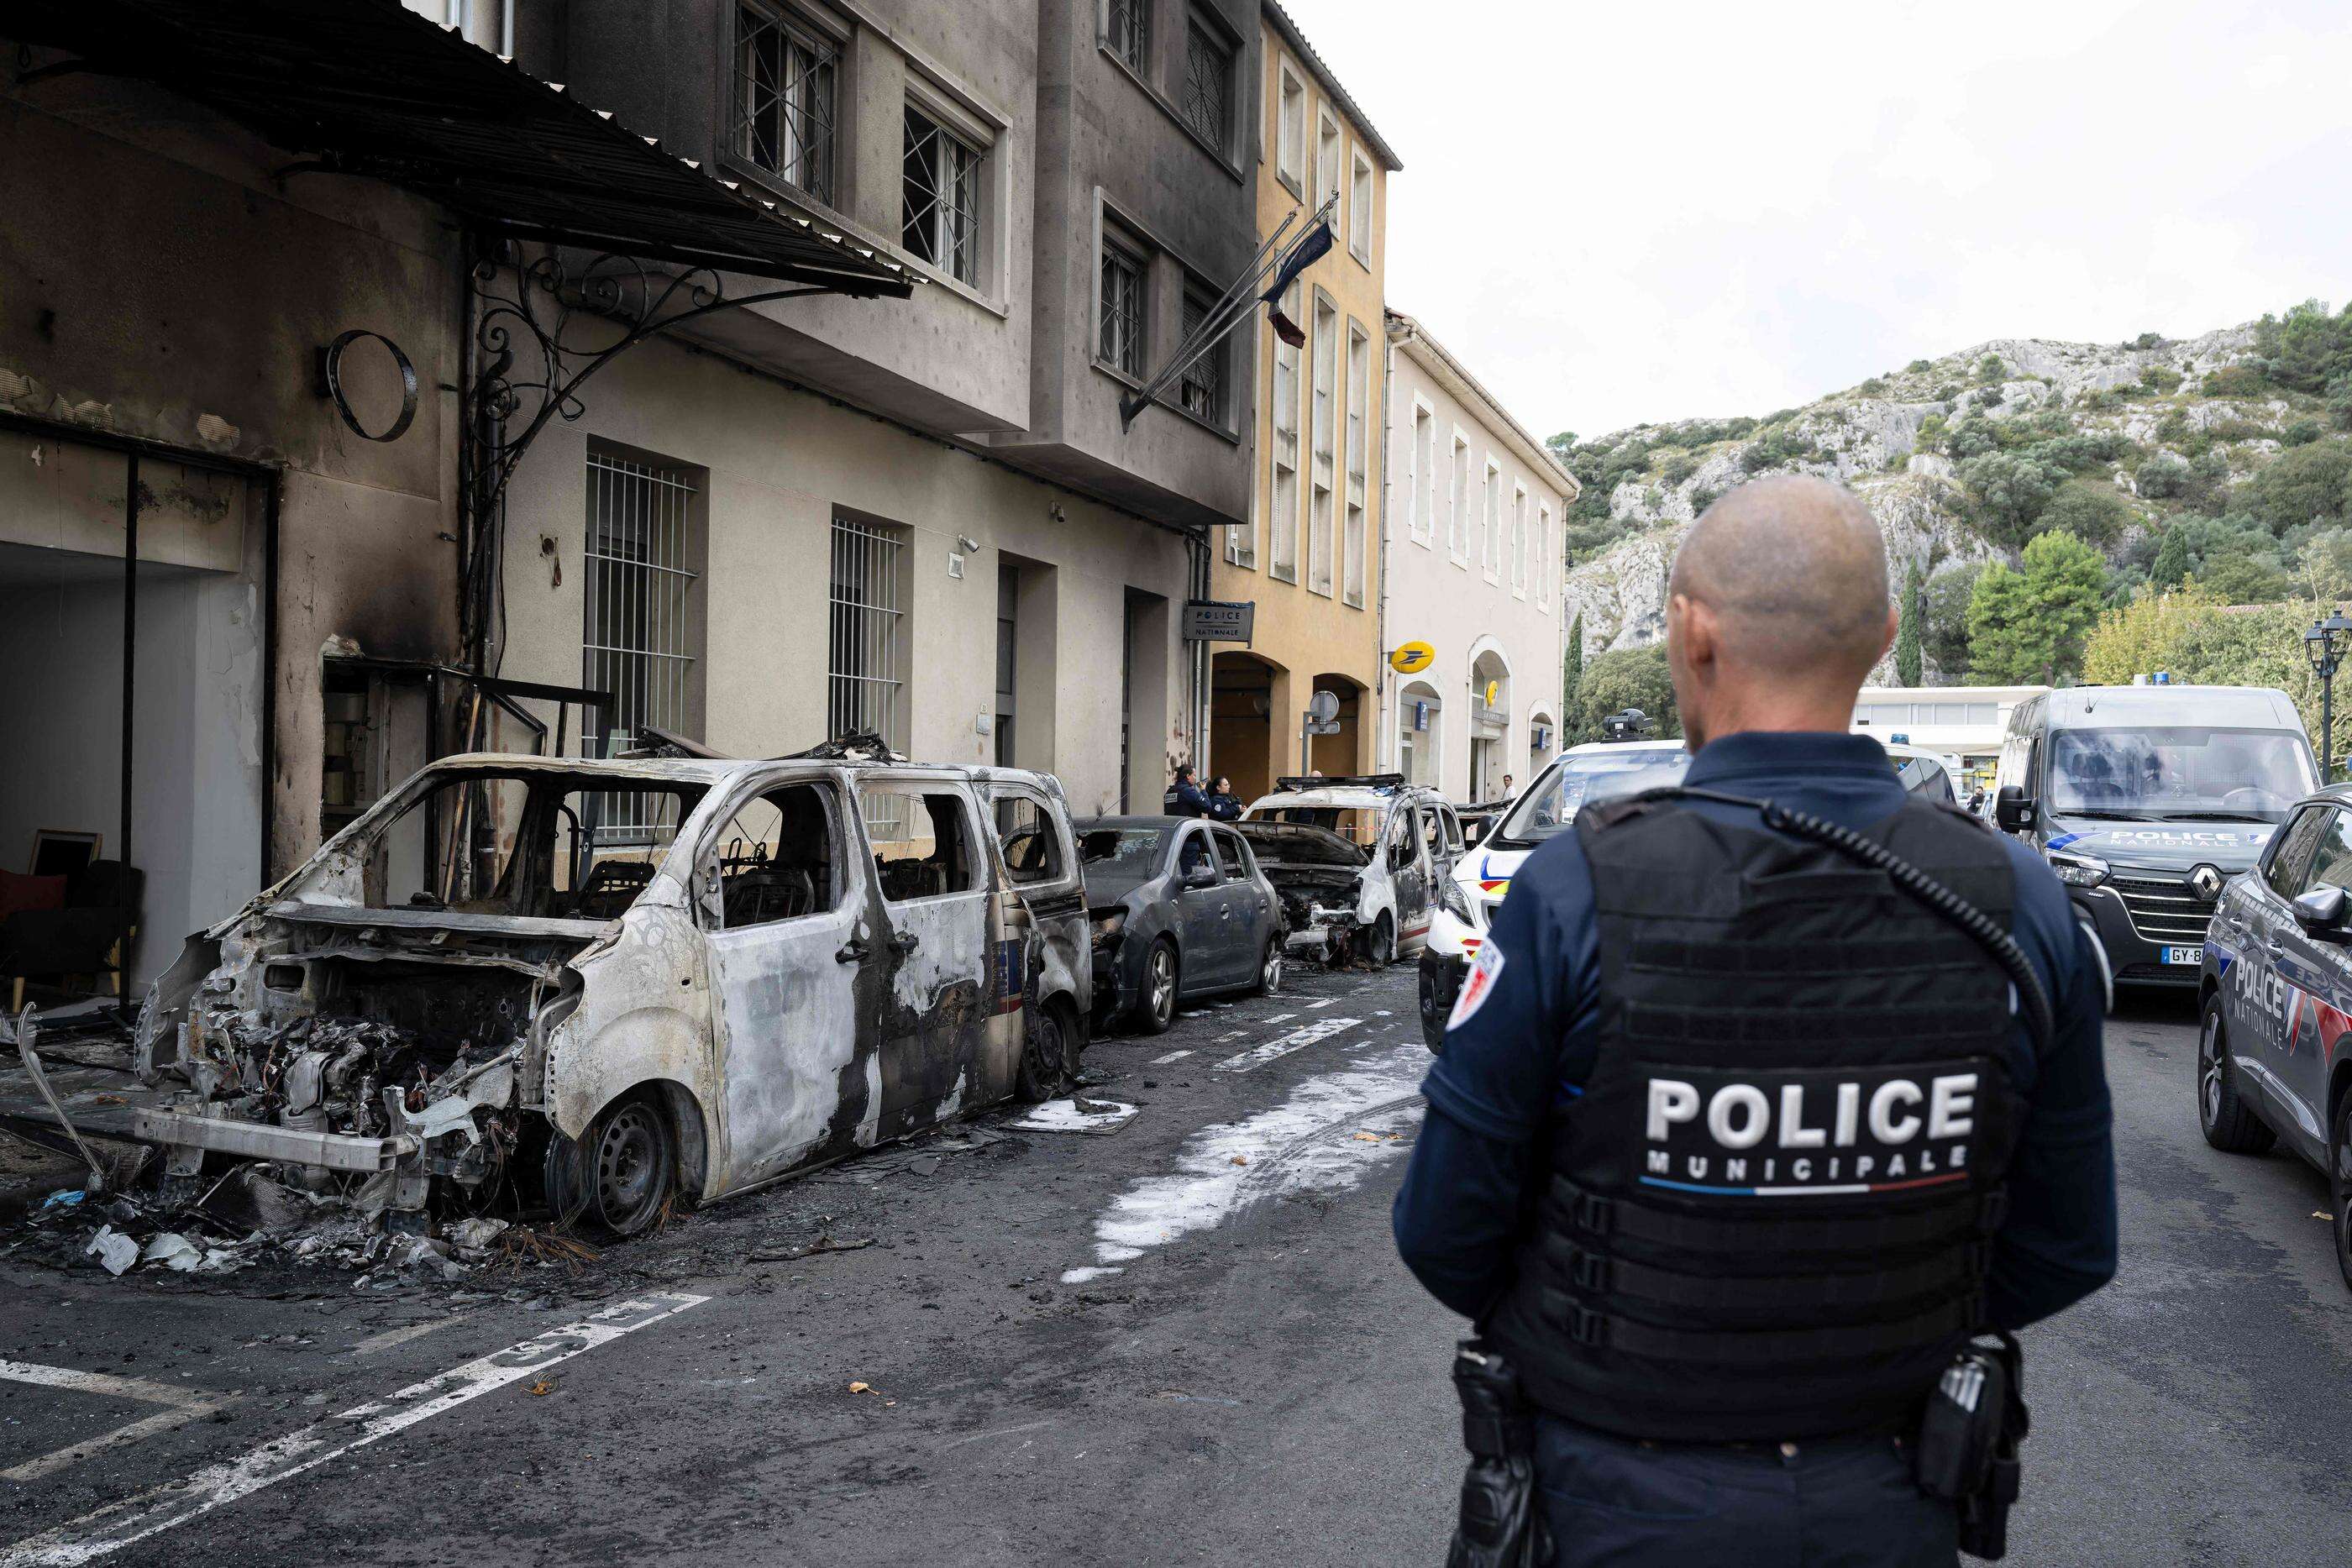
[1280,0,2352,443]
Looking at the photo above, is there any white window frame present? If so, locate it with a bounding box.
[1449,429,1473,564]
[1269,279,1302,584]
[1510,482,1530,595]
[1307,291,1337,598]
[1274,60,1305,195]
[1410,397,1436,546]
[1315,106,1341,220]
[1348,145,1373,266]
[1482,458,1503,581]
[1344,318,1370,608]
[1536,501,1553,611]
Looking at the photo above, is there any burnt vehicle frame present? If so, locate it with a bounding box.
[108,752,1089,1235]
[1236,774,1462,965]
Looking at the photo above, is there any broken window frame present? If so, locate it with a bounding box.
[854,779,984,903]
[690,771,850,931]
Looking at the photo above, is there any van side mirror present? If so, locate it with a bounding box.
[2292,884,2348,936]
[1994,785,2036,832]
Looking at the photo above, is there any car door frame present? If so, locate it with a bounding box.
[1171,822,1234,990]
[848,771,997,1140]
[2239,802,2331,1149]
[692,763,885,1192]
[1212,824,1270,983]
[985,774,1090,1070]
[1383,800,1432,951]
[2269,804,2352,1160]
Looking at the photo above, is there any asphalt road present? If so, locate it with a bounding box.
[2,973,2348,1566]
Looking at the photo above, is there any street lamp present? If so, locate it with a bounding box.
[2303,610,2352,781]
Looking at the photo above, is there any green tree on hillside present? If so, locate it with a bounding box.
[1958,451,2062,548]
[1894,565,1924,685]
[2150,524,2191,587]
[1571,643,1679,741]
[2250,441,2352,533]
[1965,532,2107,683]
[1921,564,1981,676]
[1564,613,1585,716]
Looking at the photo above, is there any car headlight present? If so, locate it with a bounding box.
[2047,849,2109,888]
[1439,876,1475,923]
[1089,911,1126,945]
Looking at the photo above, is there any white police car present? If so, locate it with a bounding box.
[1419,740,1691,1048]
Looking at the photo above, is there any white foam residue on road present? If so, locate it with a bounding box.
[1211,1016,1358,1072]
[1088,1043,1426,1269]
[1059,1266,1125,1284]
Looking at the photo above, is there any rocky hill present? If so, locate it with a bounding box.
[1553,306,2352,684]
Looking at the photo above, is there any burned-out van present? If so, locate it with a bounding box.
[1993,684,2318,992]
[113,752,1089,1235]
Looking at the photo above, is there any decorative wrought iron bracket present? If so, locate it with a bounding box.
[456,236,836,670]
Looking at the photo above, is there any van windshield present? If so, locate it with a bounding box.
[2046,726,2315,824]
[1493,748,1692,846]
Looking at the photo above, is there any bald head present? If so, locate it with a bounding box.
[1671,476,1890,680]
[1665,476,1896,747]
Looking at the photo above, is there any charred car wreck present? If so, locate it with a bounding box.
[1236,774,1462,967]
[114,753,1089,1236]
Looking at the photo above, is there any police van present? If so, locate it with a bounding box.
[1992,684,2318,994]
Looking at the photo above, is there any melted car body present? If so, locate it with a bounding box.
[127,754,1089,1233]
[1237,774,1462,964]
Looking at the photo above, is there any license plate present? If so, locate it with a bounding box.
[2162,946,2203,966]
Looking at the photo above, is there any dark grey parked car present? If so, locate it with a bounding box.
[1076,816,1285,1034]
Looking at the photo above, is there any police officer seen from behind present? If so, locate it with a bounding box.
[1394,476,2116,1565]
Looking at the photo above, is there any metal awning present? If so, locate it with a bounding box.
[7,0,913,296]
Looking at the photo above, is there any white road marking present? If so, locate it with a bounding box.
[0,1364,228,1484]
[0,1293,705,1567]
[1372,1009,1394,1017]
[1304,999,1335,1009]
[1084,1045,1427,1268]
[1213,1017,1359,1073]
[1260,1013,1295,1025]
[1150,1049,1194,1063]
[349,1317,469,1357]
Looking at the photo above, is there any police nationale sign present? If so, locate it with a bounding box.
[1182,600,1254,645]
[1639,1062,1980,1197]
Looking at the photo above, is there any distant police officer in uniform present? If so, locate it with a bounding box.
[1394,476,2117,1565]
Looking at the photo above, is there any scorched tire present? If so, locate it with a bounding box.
[587,1092,676,1239]
[1018,1003,1070,1104]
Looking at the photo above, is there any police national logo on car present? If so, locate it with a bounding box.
[1640,1062,1982,1198]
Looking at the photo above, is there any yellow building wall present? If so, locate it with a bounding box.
[1207,18,1389,803]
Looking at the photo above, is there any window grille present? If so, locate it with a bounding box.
[829,515,906,753]
[1179,286,1224,422]
[1106,0,1149,71]
[1181,19,1232,150]
[903,107,980,283]
[584,453,699,847]
[1100,244,1143,375]
[734,4,837,203]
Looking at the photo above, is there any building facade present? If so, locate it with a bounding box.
[1206,2,1400,801]
[0,0,1259,987]
[1379,312,1578,801]
[494,0,1260,819]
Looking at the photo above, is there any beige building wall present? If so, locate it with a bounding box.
[1207,5,1399,800]
[496,334,1194,817]
[1380,314,1578,802]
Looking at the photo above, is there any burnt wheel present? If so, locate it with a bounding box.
[1019,1004,1070,1104]
[587,1093,675,1238]
[1363,914,1397,968]
[1135,939,1179,1035]
[2198,991,2273,1155]
[2334,1095,2352,1292]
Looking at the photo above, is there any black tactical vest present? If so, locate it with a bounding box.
[1485,792,2025,1444]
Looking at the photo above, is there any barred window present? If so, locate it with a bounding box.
[584,452,701,847]
[1100,243,1143,376]
[733,3,837,204]
[828,515,906,752]
[1181,18,1232,152]
[903,106,981,284]
[1179,283,1225,423]
[1106,0,1149,71]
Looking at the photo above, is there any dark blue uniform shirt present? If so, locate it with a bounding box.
[1171,779,1212,818]
[1393,729,2118,1331]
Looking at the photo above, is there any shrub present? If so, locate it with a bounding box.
[2285,420,2323,447]
[1921,564,1981,675]
[1571,643,1680,741]
[2250,440,2352,533]
[1930,383,1961,404]
[1907,359,1935,374]
[2130,332,2164,349]
[1915,412,1949,451]
[1977,354,2007,384]
[1661,455,1698,487]
[1947,420,2003,460]
[2253,299,2352,397]
[2135,455,2191,500]
[2084,588,2327,738]
[1976,385,2006,410]
[2143,366,2184,395]
[2201,364,2266,398]
[2037,482,2134,546]
[1958,451,2063,547]
[1858,377,1888,396]
[2206,416,2274,443]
